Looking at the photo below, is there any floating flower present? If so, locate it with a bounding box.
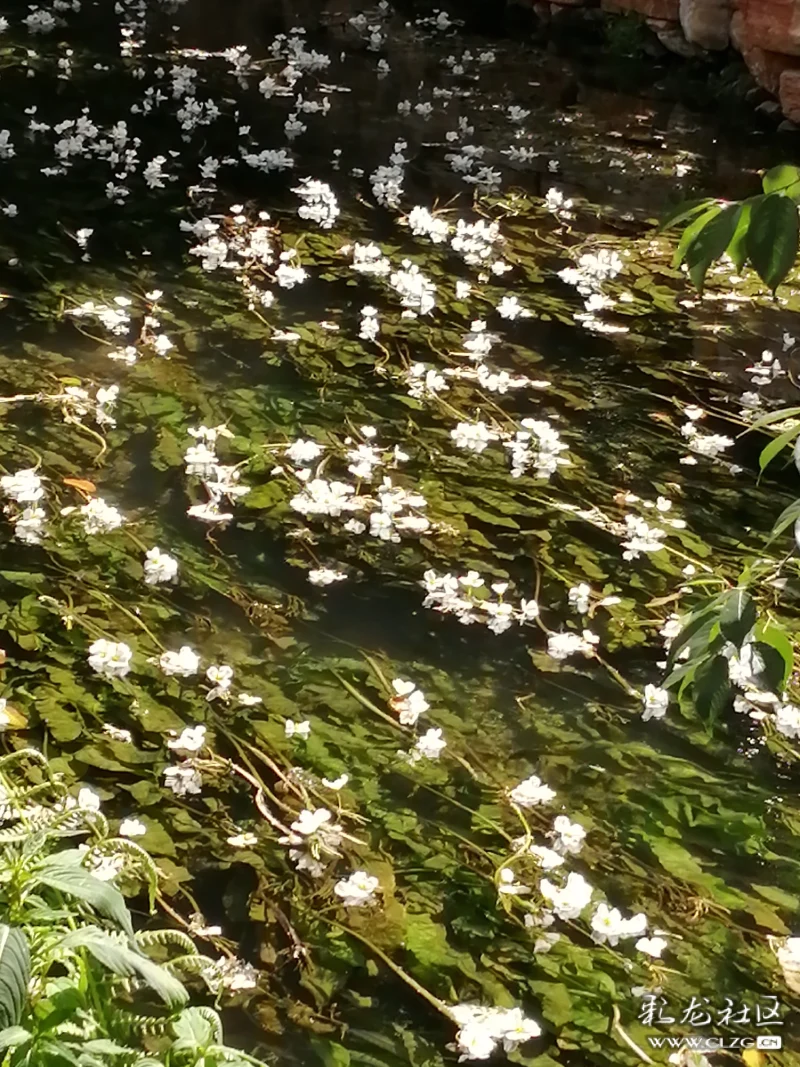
[167,725,206,755]
[334,870,379,907]
[159,646,200,678]
[509,775,556,808]
[88,639,132,679]
[143,547,178,585]
[119,817,146,838]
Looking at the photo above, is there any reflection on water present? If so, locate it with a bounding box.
[1,1,800,1064]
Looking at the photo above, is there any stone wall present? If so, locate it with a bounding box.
[544,0,800,121]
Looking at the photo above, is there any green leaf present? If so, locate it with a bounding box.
[762,164,800,194]
[768,498,800,543]
[718,589,756,646]
[759,422,800,471]
[755,622,794,689]
[58,927,188,1008]
[0,927,29,1030]
[747,405,800,433]
[747,193,800,291]
[0,1025,30,1052]
[693,654,731,728]
[672,203,723,269]
[725,198,756,271]
[684,203,742,290]
[33,852,133,936]
[659,197,717,231]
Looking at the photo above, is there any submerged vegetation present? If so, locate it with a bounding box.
[0,1,798,1065]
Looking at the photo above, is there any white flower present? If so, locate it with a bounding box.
[206,664,233,689]
[291,808,331,836]
[496,295,529,320]
[88,639,132,679]
[144,547,178,585]
[642,684,669,721]
[119,818,146,838]
[103,724,133,743]
[498,868,530,895]
[77,786,101,811]
[321,774,349,790]
[285,719,311,739]
[414,728,447,759]
[227,831,258,848]
[568,583,591,614]
[528,845,564,870]
[308,567,348,586]
[540,872,593,919]
[390,680,429,725]
[510,775,556,808]
[552,815,586,855]
[451,1005,541,1061]
[334,870,379,907]
[238,693,263,707]
[590,902,626,946]
[1,469,44,503]
[285,438,322,465]
[80,497,123,534]
[546,630,598,660]
[636,936,668,958]
[451,421,499,454]
[167,725,206,755]
[159,646,200,678]
[163,761,202,796]
[775,703,800,738]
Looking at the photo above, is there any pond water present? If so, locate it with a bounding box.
[2,1,800,1064]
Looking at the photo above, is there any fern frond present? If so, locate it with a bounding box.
[136,927,198,955]
[161,952,216,977]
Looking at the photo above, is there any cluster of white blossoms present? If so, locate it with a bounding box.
[450,218,502,266]
[406,205,450,244]
[546,630,599,660]
[389,678,430,725]
[642,683,669,722]
[620,513,667,560]
[280,807,343,880]
[388,260,437,316]
[422,570,540,634]
[0,468,46,544]
[184,424,249,524]
[451,1004,541,1061]
[505,419,568,479]
[509,775,556,808]
[67,297,132,335]
[544,187,574,218]
[78,497,124,535]
[370,139,407,207]
[590,902,648,946]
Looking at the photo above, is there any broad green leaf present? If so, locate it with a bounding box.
[659,197,717,231]
[0,1025,30,1052]
[725,197,757,271]
[718,589,756,646]
[0,926,29,1031]
[759,422,800,471]
[58,927,188,1008]
[747,193,800,291]
[33,852,133,936]
[672,203,723,269]
[693,654,731,728]
[684,203,742,290]
[747,405,800,433]
[762,164,800,194]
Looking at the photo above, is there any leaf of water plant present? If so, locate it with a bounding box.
[693,654,731,728]
[746,193,800,291]
[759,422,800,471]
[0,927,29,1031]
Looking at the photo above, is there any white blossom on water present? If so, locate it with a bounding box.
[590,902,647,946]
[412,728,447,760]
[308,567,348,586]
[451,1004,541,1061]
[509,775,556,808]
[167,724,206,755]
[451,421,499,454]
[164,761,202,796]
[119,817,146,838]
[568,583,591,614]
[285,719,311,739]
[334,871,379,907]
[390,679,429,725]
[539,871,593,919]
[143,547,178,584]
[389,260,436,315]
[88,639,132,679]
[552,815,586,855]
[159,646,200,678]
[80,497,123,534]
[293,178,339,229]
[546,630,599,660]
[1,469,44,503]
[642,684,669,721]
